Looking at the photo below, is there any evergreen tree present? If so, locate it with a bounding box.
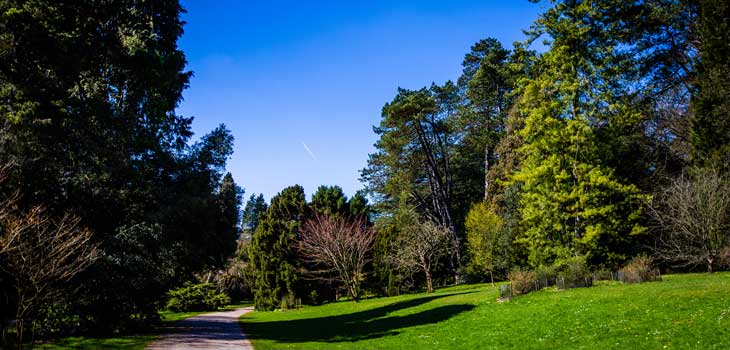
[455,38,512,200]
[249,185,308,311]
[241,194,268,238]
[690,0,730,168]
[311,185,349,217]
[348,190,372,220]
[362,85,463,275]
[510,1,647,268]
[216,173,243,263]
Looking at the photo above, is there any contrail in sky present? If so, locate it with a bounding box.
[301,142,317,161]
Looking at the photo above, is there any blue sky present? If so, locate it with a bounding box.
[176,0,544,201]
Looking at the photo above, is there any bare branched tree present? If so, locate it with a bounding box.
[0,193,99,347]
[297,214,375,302]
[650,169,730,273]
[392,220,451,293]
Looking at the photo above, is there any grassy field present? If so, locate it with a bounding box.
[34,303,251,350]
[241,273,730,349]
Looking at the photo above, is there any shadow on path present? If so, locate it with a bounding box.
[242,292,476,344]
[147,307,253,350]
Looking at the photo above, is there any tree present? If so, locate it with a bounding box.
[362,85,463,277]
[311,185,349,217]
[465,202,504,286]
[393,220,452,293]
[215,173,243,262]
[249,185,308,311]
[651,169,730,273]
[241,194,268,239]
[509,0,648,268]
[455,38,512,200]
[297,214,375,302]
[0,0,240,331]
[0,204,98,347]
[348,190,371,220]
[690,0,730,169]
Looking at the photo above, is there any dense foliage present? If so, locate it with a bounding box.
[165,283,231,312]
[2,1,729,346]
[0,0,241,342]
[361,0,729,294]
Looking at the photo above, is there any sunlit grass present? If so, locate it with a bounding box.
[242,272,730,350]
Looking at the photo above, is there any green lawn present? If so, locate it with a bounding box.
[241,273,730,349]
[34,303,252,350]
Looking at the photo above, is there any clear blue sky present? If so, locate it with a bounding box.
[176,0,544,202]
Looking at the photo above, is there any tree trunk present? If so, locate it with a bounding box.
[484,145,490,200]
[348,283,360,302]
[490,270,495,288]
[707,255,714,273]
[425,269,434,293]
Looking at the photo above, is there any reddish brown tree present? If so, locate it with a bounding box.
[298,214,375,302]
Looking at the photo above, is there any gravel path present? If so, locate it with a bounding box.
[147,307,254,350]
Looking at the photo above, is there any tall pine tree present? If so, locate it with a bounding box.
[249,185,308,310]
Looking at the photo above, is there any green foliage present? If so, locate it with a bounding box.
[249,185,308,311]
[165,283,231,312]
[465,201,505,280]
[0,0,240,335]
[361,85,463,272]
[510,1,648,269]
[241,193,268,238]
[348,190,372,220]
[215,173,243,262]
[690,0,730,168]
[311,185,349,217]
[555,256,592,290]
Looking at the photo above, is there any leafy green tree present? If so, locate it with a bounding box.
[249,185,308,311]
[510,0,648,268]
[465,201,504,286]
[690,0,730,168]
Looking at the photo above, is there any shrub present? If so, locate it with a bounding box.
[591,268,615,282]
[535,264,558,287]
[165,283,231,312]
[508,269,537,295]
[619,255,660,283]
[556,256,592,290]
[719,246,730,269]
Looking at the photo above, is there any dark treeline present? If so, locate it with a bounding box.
[0,0,241,345]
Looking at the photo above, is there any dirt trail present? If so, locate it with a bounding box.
[147,306,254,350]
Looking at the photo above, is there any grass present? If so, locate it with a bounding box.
[241,272,730,349]
[34,302,252,350]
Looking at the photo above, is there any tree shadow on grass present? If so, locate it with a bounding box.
[242,292,476,343]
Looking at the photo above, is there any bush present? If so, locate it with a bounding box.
[619,255,660,283]
[165,283,231,312]
[556,256,592,290]
[535,264,558,287]
[591,268,615,282]
[719,246,730,269]
[508,269,537,295]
